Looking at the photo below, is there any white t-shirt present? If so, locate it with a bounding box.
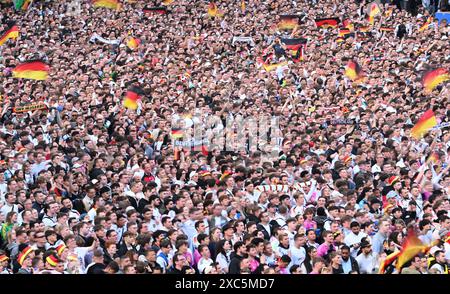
[356,253,377,274]
[289,246,306,266]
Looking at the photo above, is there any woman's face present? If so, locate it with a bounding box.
[213,229,221,240]
[223,241,231,251]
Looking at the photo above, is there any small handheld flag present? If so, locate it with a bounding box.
[422,68,449,93]
[0,23,19,46]
[123,86,143,110]
[411,109,438,139]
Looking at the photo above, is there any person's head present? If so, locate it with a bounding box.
[198,244,210,258]
[159,239,171,254]
[340,245,350,261]
[260,211,270,224]
[105,241,117,255]
[350,221,361,234]
[378,219,391,234]
[329,251,341,265]
[145,249,157,263]
[306,229,316,242]
[312,257,325,271]
[173,253,187,269]
[322,230,333,244]
[105,261,120,274]
[124,265,136,274]
[434,250,446,264]
[360,241,372,255]
[234,241,247,255]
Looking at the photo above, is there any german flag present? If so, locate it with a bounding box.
[315,17,340,28]
[162,0,174,5]
[385,6,394,17]
[342,19,354,31]
[368,15,375,25]
[123,85,143,110]
[14,0,31,10]
[411,109,437,139]
[0,23,19,46]
[173,147,180,160]
[419,17,433,32]
[338,28,351,36]
[359,26,370,32]
[220,171,232,182]
[426,152,439,164]
[93,0,120,9]
[336,36,345,43]
[207,2,221,17]
[378,251,401,274]
[345,60,364,82]
[171,128,183,139]
[12,60,50,81]
[241,0,245,14]
[263,61,288,72]
[395,229,426,271]
[281,38,307,62]
[422,68,450,92]
[127,37,140,50]
[368,2,381,17]
[143,6,168,14]
[278,15,299,30]
[380,27,394,32]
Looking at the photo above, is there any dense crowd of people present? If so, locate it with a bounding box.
[0,0,449,274]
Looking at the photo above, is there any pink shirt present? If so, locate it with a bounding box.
[304,219,317,230]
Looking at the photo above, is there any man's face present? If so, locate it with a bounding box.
[436,253,446,264]
[307,230,316,241]
[325,233,334,243]
[443,219,450,230]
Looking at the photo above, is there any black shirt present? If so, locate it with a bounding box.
[86,263,106,274]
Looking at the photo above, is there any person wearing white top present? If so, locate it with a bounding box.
[344,222,368,258]
[197,245,213,274]
[289,234,307,267]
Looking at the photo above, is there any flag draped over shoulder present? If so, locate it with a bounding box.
[12,60,50,81]
[422,68,450,92]
[410,109,437,139]
[0,23,19,46]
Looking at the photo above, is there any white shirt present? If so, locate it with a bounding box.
[356,253,377,274]
[289,245,306,266]
[0,203,19,218]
